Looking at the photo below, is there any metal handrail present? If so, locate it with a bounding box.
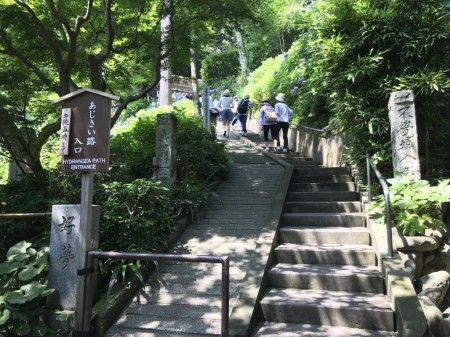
[0,212,51,218]
[366,154,394,258]
[292,123,340,135]
[79,251,230,337]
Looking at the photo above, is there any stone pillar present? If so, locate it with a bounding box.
[202,86,210,130]
[156,113,177,185]
[47,204,100,311]
[388,90,421,180]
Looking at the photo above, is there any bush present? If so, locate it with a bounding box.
[0,241,54,337]
[200,48,240,85]
[368,174,450,236]
[100,179,174,252]
[243,0,450,176]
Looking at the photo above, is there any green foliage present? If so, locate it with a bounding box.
[368,174,450,236]
[245,56,283,108]
[0,173,53,258]
[170,180,218,219]
[0,241,54,337]
[0,157,9,184]
[200,48,240,85]
[98,259,144,299]
[243,0,450,175]
[100,179,174,253]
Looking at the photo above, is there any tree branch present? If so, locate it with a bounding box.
[0,29,60,94]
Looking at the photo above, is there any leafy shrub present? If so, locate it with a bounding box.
[200,48,240,85]
[98,259,144,298]
[245,56,282,110]
[243,0,450,176]
[368,174,450,236]
[170,180,218,219]
[100,179,174,252]
[0,241,54,337]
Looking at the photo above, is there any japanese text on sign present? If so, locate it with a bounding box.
[59,108,71,155]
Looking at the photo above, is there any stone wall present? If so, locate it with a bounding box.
[246,117,350,167]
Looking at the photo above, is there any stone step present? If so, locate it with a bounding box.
[283,201,362,213]
[287,191,359,202]
[252,322,398,337]
[278,227,370,245]
[281,159,322,166]
[289,182,356,192]
[291,175,354,183]
[260,288,394,331]
[267,263,383,293]
[280,213,367,227]
[294,167,351,176]
[274,243,377,266]
[272,154,310,160]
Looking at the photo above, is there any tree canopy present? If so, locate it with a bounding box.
[0,0,258,173]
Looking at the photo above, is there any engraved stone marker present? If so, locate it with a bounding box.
[388,90,421,180]
[202,86,210,130]
[47,205,100,310]
[156,113,177,185]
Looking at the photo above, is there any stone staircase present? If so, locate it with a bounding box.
[251,153,398,337]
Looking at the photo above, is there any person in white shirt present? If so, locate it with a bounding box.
[218,89,235,138]
[274,93,293,153]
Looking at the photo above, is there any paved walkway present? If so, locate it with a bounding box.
[105,128,285,336]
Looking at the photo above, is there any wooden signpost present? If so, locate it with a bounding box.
[51,88,119,336]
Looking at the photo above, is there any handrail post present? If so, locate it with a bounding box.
[83,251,230,336]
[221,257,230,337]
[366,155,394,258]
[381,180,394,258]
[366,154,372,201]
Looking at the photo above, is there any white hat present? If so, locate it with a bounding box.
[275,93,285,102]
[223,89,231,96]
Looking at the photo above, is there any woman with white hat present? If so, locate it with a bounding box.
[259,98,277,150]
[218,89,235,138]
[274,93,293,153]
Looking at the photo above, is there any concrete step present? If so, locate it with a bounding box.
[294,167,351,176]
[274,243,377,266]
[252,322,398,337]
[283,201,362,213]
[289,182,356,192]
[287,191,359,202]
[272,153,310,160]
[267,263,383,293]
[291,175,353,183]
[278,227,370,245]
[260,288,395,331]
[281,159,322,166]
[280,213,367,227]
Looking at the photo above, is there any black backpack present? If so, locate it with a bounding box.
[237,99,248,115]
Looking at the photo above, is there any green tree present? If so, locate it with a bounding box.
[0,0,258,173]
[258,0,450,175]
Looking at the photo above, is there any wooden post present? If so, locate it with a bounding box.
[74,172,94,335]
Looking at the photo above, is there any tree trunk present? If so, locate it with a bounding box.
[190,47,201,115]
[235,30,248,85]
[159,0,172,107]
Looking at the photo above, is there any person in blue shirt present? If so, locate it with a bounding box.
[274,93,293,153]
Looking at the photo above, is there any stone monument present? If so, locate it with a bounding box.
[388,90,421,180]
[47,205,100,310]
[202,86,210,130]
[156,113,177,185]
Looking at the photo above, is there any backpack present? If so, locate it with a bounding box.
[264,106,277,122]
[236,99,248,115]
